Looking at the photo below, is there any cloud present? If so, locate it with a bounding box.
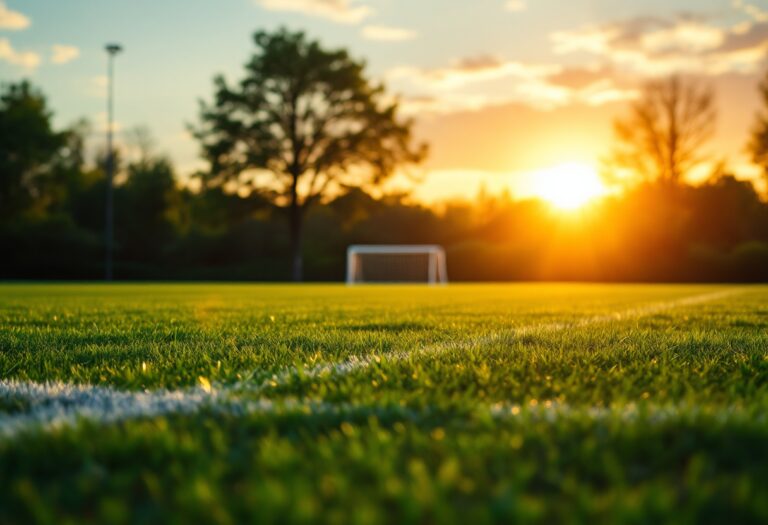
[398,93,516,115]
[504,0,526,12]
[0,38,39,69]
[641,20,724,53]
[575,79,639,106]
[517,77,637,109]
[388,54,558,90]
[390,56,636,115]
[732,0,768,23]
[51,44,80,65]
[550,16,717,55]
[0,1,29,30]
[361,25,416,41]
[551,13,768,77]
[256,0,372,24]
[546,66,614,89]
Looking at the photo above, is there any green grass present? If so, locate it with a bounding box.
[1,283,767,524]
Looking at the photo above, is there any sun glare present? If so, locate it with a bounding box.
[530,162,608,211]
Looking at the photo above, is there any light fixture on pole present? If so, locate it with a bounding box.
[104,43,122,281]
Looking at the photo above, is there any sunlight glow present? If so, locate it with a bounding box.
[530,162,608,210]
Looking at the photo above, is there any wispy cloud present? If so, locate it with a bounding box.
[551,12,768,76]
[504,0,526,12]
[361,25,416,42]
[388,54,558,90]
[0,1,29,30]
[0,38,39,69]
[732,0,768,23]
[534,65,638,106]
[398,93,518,115]
[51,44,80,65]
[256,0,372,24]
[642,19,724,53]
[390,55,636,115]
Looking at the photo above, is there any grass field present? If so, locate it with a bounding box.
[1,283,767,524]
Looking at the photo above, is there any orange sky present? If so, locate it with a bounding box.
[403,73,765,203]
[3,0,768,205]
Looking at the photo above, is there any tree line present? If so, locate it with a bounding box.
[2,28,768,281]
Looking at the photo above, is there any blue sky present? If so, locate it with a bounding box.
[2,0,767,200]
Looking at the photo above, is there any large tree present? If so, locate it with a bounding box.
[193,28,426,281]
[0,81,65,219]
[610,76,716,184]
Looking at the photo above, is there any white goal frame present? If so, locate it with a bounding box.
[346,244,448,285]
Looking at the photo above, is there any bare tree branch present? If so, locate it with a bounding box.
[608,76,715,184]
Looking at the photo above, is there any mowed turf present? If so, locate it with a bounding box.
[1,283,767,524]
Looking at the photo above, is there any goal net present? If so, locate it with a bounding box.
[346,245,448,285]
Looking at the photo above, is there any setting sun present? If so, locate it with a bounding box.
[530,162,609,210]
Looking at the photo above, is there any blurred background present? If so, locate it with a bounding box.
[2,0,768,281]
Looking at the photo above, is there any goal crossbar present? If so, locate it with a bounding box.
[346,244,448,285]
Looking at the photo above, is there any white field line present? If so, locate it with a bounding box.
[0,288,743,439]
[0,381,221,439]
[0,380,762,442]
[231,288,741,394]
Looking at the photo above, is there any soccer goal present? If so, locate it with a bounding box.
[346,245,448,285]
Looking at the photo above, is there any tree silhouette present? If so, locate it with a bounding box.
[610,76,715,184]
[0,81,65,219]
[193,28,426,281]
[747,70,768,189]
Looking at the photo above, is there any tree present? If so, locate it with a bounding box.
[610,76,715,184]
[116,155,180,264]
[192,28,426,281]
[747,70,768,190]
[0,81,65,219]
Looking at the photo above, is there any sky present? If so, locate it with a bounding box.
[2,0,768,203]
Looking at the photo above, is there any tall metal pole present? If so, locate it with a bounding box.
[104,43,122,281]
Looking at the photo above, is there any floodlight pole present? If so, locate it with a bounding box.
[104,43,122,281]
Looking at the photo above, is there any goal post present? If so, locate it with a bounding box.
[346,245,448,285]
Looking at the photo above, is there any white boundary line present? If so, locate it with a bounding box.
[231,288,741,393]
[0,381,221,439]
[0,289,744,440]
[1,383,763,441]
